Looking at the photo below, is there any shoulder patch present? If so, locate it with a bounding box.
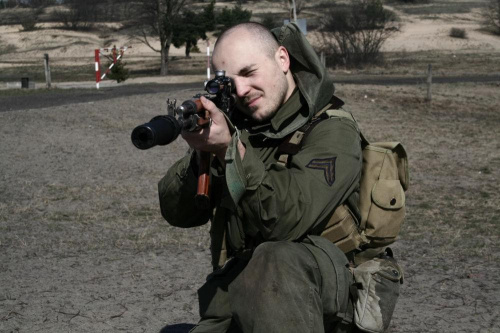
[306,157,336,186]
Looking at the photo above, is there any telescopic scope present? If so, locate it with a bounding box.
[131,115,182,150]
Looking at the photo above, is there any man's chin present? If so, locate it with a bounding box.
[237,104,275,123]
[251,109,276,123]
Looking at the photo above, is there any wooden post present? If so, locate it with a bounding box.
[426,64,432,102]
[43,53,51,89]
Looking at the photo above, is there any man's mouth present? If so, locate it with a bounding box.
[246,96,261,108]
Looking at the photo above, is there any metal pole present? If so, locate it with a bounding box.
[426,64,432,102]
[292,0,297,23]
[43,53,51,89]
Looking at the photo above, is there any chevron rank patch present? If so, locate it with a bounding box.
[306,157,337,186]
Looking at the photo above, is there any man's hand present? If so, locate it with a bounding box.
[181,96,233,164]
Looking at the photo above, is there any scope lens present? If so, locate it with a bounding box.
[206,81,220,94]
[131,126,155,150]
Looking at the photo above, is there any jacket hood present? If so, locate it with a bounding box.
[232,23,335,139]
[269,22,335,136]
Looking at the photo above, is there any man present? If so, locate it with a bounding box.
[158,22,362,332]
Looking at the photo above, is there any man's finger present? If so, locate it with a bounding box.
[200,96,218,112]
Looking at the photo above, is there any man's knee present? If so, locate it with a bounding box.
[229,241,324,331]
[251,241,319,273]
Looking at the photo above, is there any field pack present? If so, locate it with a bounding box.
[277,97,410,257]
[277,97,408,331]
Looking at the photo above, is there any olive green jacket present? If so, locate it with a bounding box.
[158,23,362,269]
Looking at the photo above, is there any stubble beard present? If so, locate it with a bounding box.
[244,76,289,123]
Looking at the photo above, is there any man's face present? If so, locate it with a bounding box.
[212,31,292,122]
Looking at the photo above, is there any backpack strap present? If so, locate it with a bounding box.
[277,96,356,166]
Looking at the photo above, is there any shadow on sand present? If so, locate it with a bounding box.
[159,323,196,333]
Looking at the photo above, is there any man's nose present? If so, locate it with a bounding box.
[234,78,250,98]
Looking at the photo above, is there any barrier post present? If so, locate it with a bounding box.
[95,49,101,89]
[113,45,117,64]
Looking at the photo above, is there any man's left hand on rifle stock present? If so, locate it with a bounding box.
[181,96,245,167]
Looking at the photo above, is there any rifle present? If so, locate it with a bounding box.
[131,70,235,209]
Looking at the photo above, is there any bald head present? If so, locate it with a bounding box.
[210,22,296,122]
[212,23,280,63]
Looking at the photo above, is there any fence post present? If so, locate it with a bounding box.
[426,64,432,102]
[44,53,51,89]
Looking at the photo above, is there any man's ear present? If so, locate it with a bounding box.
[276,46,291,73]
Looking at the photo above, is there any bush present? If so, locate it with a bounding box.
[0,41,17,55]
[5,0,16,8]
[55,0,100,30]
[319,0,399,67]
[215,4,252,34]
[107,60,129,83]
[260,14,280,30]
[483,0,500,35]
[19,10,38,31]
[449,27,467,39]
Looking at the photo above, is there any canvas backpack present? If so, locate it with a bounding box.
[277,96,410,257]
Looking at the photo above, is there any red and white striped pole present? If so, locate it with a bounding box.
[206,40,210,80]
[112,45,117,65]
[94,46,130,89]
[95,49,101,89]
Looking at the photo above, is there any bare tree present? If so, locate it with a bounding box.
[129,0,190,75]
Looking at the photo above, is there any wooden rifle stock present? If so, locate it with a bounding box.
[189,99,211,210]
[195,151,211,209]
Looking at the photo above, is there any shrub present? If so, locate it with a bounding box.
[55,0,99,30]
[19,10,38,31]
[5,0,16,8]
[107,60,129,83]
[215,4,252,34]
[483,0,500,35]
[0,41,17,55]
[449,27,467,39]
[319,0,399,67]
[261,14,280,30]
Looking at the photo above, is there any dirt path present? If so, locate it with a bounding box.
[1,74,499,112]
[0,82,200,112]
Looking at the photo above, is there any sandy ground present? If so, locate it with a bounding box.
[1,81,499,332]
